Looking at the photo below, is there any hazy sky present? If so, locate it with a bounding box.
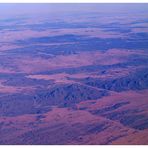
[0,3,148,18]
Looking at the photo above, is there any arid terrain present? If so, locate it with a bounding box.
[0,4,148,144]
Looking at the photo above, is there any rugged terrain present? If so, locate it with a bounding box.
[0,4,148,144]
